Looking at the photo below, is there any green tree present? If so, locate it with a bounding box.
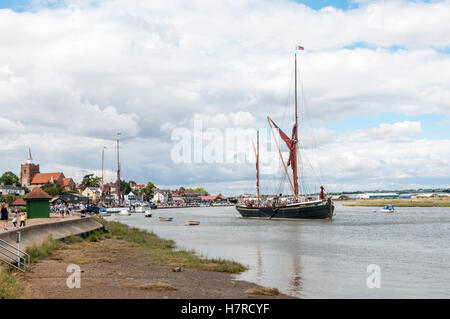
[183,187,207,194]
[80,174,101,190]
[5,194,16,205]
[193,187,207,193]
[44,184,64,197]
[140,182,156,202]
[0,171,20,185]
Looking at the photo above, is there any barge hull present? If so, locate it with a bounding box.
[236,201,334,220]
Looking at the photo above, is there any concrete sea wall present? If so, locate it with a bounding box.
[0,218,104,252]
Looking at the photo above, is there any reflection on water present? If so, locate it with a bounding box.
[107,203,450,298]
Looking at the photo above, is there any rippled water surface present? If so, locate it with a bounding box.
[107,203,450,298]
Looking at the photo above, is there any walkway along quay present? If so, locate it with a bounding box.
[0,217,104,270]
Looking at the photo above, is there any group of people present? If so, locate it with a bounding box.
[50,202,87,218]
[0,204,27,231]
[50,203,74,218]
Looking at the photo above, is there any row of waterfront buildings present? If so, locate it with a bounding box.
[0,150,229,206]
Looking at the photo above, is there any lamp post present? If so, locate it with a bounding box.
[116,133,121,206]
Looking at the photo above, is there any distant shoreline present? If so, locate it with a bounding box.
[342,198,450,207]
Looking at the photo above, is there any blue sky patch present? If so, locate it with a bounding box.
[320,113,450,139]
[292,0,359,10]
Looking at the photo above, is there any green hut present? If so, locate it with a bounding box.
[24,188,51,219]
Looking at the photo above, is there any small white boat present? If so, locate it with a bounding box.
[118,209,131,216]
[106,207,130,214]
[134,203,151,213]
[380,205,396,213]
[144,211,152,218]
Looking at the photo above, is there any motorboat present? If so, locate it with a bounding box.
[118,209,131,216]
[144,211,152,218]
[380,205,396,213]
[132,202,151,213]
[185,221,200,226]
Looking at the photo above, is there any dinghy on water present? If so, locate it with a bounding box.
[144,211,152,218]
[185,221,200,226]
[381,205,396,213]
[118,209,131,216]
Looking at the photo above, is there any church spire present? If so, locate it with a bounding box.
[27,148,33,164]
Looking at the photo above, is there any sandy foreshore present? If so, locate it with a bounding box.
[10,220,294,299]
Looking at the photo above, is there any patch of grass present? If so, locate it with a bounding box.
[245,287,280,296]
[63,235,84,244]
[63,254,115,265]
[96,219,247,274]
[26,236,61,262]
[0,266,26,299]
[123,282,178,291]
[87,231,102,242]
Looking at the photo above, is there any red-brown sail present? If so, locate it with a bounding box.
[268,117,299,199]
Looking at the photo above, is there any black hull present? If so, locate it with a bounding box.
[236,201,334,220]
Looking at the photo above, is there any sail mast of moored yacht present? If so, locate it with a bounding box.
[293,45,304,201]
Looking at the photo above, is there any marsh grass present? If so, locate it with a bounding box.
[97,219,247,273]
[25,236,61,261]
[123,282,178,291]
[245,287,280,296]
[0,266,26,299]
[63,235,84,244]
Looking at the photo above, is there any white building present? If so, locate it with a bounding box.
[152,191,169,204]
[0,184,25,197]
[125,191,139,204]
[81,187,101,201]
[357,193,399,199]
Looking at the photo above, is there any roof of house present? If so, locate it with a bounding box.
[0,184,24,191]
[24,188,52,200]
[31,172,64,184]
[63,178,74,186]
[200,195,227,201]
[11,198,26,206]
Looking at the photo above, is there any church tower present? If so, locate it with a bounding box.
[20,148,40,188]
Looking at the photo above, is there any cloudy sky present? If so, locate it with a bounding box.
[0,0,449,195]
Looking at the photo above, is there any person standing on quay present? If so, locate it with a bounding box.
[12,213,18,228]
[20,211,27,228]
[1,204,9,230]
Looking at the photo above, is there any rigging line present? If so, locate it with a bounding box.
[297,56,326,188]
[281,66,295,129]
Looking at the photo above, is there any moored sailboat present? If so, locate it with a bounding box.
[236,46,334,220]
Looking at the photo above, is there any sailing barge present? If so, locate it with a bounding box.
[236,47,334,220]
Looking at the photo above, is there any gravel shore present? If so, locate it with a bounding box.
[18,236,295,299]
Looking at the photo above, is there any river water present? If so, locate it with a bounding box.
[106,203,450,298]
